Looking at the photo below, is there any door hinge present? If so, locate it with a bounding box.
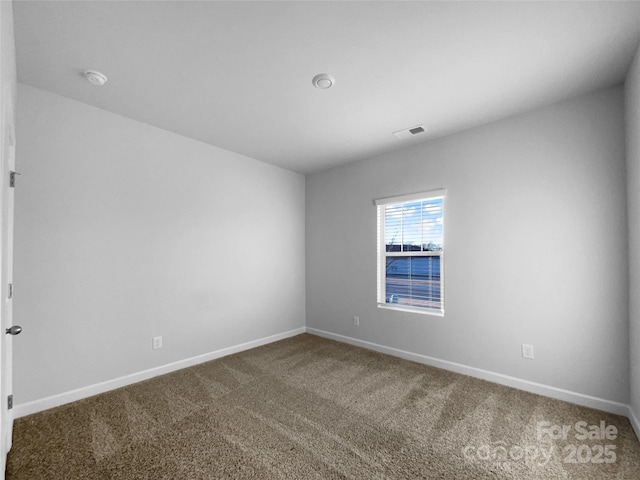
[9,171,20,188]
[7,395,12,410]
[8,283,12,299]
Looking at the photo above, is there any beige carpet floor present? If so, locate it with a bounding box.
[6,333,640,479]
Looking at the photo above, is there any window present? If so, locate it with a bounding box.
[376,189,445,315]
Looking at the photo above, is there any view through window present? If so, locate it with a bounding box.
[376,190,445,315]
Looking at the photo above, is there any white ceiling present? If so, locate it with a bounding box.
[13,1,640,174]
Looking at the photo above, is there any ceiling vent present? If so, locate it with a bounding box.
[393,124,426,140]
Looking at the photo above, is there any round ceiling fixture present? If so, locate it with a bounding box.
[312,73,335,90]
[84,70,108,86]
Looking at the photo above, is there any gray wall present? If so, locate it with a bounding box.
[627,44,640,423]
[14,84,305,404]
[307,86,629,403]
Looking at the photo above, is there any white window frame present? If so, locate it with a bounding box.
[375,189,446,316]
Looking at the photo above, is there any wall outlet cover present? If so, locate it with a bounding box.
[522,344,534,359]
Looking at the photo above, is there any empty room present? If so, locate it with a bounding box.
[1,0,640,478]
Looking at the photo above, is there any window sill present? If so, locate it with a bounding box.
[377,303,444,317]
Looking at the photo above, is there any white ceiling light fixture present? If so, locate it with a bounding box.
[83,70,108,86]
[312,73,335,89]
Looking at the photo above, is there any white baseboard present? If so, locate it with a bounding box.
[306,328,631,418]
[15,326,636,429]
[628,405,640,441]
[13,327,306,419]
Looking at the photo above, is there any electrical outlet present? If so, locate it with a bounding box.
[152,336,163,350]
[353,316,360,327]
[522,344,534,359]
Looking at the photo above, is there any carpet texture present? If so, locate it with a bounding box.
[6,333,640,479]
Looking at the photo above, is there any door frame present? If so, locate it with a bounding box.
[0,86,16,475]
[0,1,17,475]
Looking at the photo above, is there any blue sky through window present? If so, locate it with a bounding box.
[385,198,443,251]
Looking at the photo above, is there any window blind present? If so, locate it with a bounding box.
[376,190,445,315]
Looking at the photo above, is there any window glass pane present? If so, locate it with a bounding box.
[385,197,443,253]
[401,201,422,251]
[422,198,443,251]
[385,204,402,252]
[385,256,441,309]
